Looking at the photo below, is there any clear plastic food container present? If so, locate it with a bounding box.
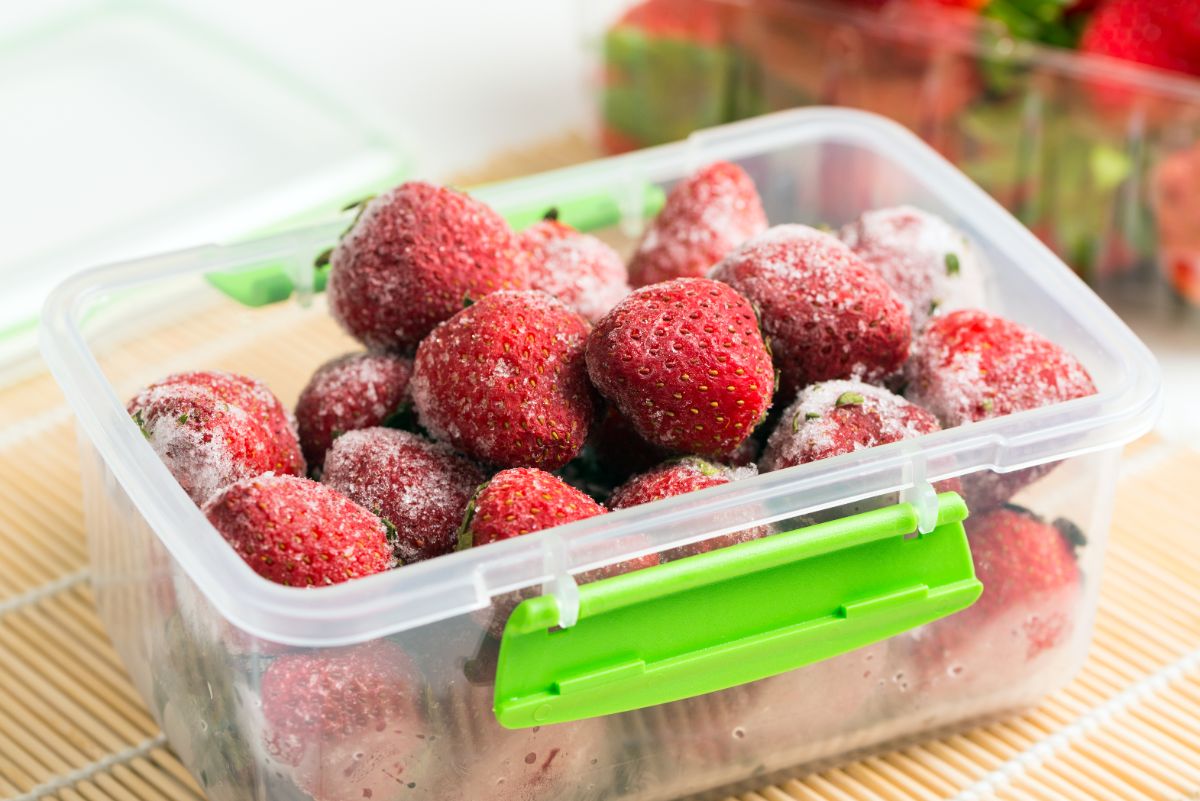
[591,0,1200,319]
[41,109,1160,801]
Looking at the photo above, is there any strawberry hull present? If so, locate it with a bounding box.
[43,110,1159,801]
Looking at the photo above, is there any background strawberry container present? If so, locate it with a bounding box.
[589,0,1200,319]
[42,109,1159,801]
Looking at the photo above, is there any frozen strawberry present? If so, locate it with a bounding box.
[908,507,1082,694]
[295,351,413,470]
[203,474,392,586]
[129,379,300,505]
[586,277,774,459]
[262,641,429,801]
[461,468,659,637]
[759,380,943,472]
[411,290,595,470]
[840,206,988,330]
[435,637,614,800]
[904,309,1096,509]
[327,181,528,351]
[156,370,305,477]
[588,405,674,483]
[627,162,768,287]
[519,218,630,323]
[322,428,484,565]
[608,457,767,559]
[710,225,911,399]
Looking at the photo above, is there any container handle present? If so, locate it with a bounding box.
[493,492,980,729]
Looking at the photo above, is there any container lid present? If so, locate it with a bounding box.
[0,0,409,372]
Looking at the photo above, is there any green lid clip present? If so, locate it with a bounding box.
[493,492,980,729]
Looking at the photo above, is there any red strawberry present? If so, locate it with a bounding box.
[908,507,1082,692]
[327,181,528,351]
[613,0,734,45]
[156,370,305,477]
[411,290,596,470]
[262,641,428,801]
[628,162,768,287]
[608,457,767,559]
[295,351,413,470]
[322,427,484,564]
[462,468,660,637]
[129,379,301,504]
[1080,0,1200,79]
[759,380,944,471]
[519,218,630,323]
[904,309,1096,510]
[203,474,392,586]
[710,225,911,399]
[588,405,675,482]
[840,206,988,330]
[585,277,774,459]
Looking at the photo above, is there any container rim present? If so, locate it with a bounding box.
[40,108,1162,647]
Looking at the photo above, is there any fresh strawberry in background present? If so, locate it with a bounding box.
[586,277,775,459]
[1152,143,1200,304]
[710,225,911,400]
[603,0,743,152]
[904,309,1096,510]
[128,374,304,505]
[518,216,630,322]
[294,350,413,471]
[609,457,768,559]
[627,161,768,287]
[1079,0,1200,78]
[322,428,484,565]
[411,290,595,470]
[204,474,393,587]
[461,468,659,637]
[907,506,1083,694]
[326,181,528,352]
[262,641,429,801]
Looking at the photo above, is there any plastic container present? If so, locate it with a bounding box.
[591,0,1200,319]
[41,109,1160,801]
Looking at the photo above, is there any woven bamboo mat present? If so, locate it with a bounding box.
[1,135,1198,801]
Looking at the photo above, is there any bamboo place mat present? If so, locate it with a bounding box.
[1,135,1198,801]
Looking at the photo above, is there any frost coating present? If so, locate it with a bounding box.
[841,205,988,330]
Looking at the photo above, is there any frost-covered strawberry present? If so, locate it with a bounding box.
[322,428,484,564]
[609,457,766,559]
[905,309,1096,509]
[759,380,943,472]
[908,507,1083,693]
[412,290,595,470]
[711,225,911,398]
[204,474,392,586]
[519,218,629,322]
[628,161,768,287]
[155,370,305,478]
[262,641,428,801]
[461,468,659,637]
[295,351,413,470]
[840,206,987,329]
[586,277,774,459]
[129,376,303,504]
[327,181,528,351]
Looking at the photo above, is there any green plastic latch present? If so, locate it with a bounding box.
[204,183,666,307]
[493,492,980,729]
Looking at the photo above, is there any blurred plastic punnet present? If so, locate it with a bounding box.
[589,0,1200,322]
